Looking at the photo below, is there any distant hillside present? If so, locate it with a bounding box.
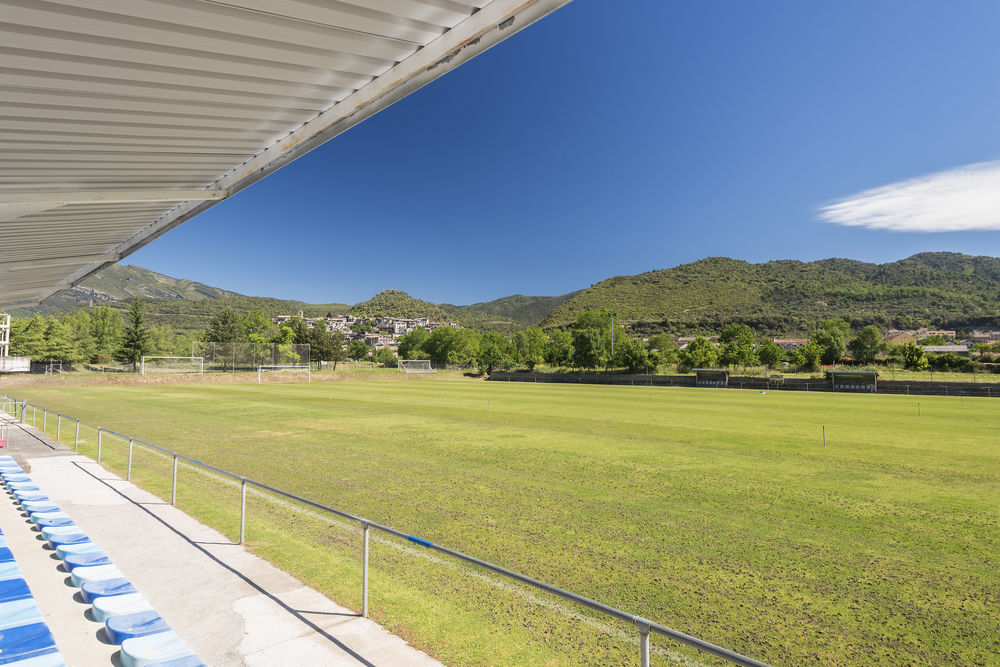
[25,264,242,314]
[111,296,351,335]
[349,290,450,320]
[14,253,1000,338]
[541,252,1000,335]
[447,293,576,326]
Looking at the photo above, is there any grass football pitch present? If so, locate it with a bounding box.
[9,373,999,665]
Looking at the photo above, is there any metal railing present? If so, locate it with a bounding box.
[1,394,768,667]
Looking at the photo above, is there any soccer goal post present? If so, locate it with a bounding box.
[141,356,204,376]
[258,364,311,384]
[398,360,435,373]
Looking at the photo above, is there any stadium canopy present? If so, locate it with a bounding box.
[0,0,571,308]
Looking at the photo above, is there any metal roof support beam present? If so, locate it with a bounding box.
[0,190,228,206]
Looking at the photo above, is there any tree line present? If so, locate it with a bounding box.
[9,302,1000,375]
[8,301,189,368]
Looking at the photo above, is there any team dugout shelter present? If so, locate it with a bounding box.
[694,369,729,387]
[0,0,572,309]
[828,370,878,393]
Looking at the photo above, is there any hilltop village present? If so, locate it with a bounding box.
[272,311,457,351]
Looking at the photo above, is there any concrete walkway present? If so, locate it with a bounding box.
[0,413,442,667]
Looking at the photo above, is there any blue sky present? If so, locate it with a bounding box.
[128,0,1000,305]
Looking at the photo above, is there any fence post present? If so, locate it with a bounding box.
[171,456,178,505]
[57,414,61,441]
[74,420,80,451]
[32,405,36,427]
[637,618,651,667]
[19,403,25,423]
[97,428,103,463]
[43,410,47,433]
[239,479,247,544]
[362,522,370,618]
[127,439,134,480]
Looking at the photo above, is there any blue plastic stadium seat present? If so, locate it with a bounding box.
[62,552,110,572]
[120,632,196,667]
[70,564,124,588]
[80,579,136,604]
[91,594,152,623]
[1,475,31,484]
[32,517,74,530]
[2,653,66,666]
[105,611,169,645]
[21,508,62,516]
[54,543,101,560]
[0,549,14,564]
[146,655,205,667]
[12,493,47,504]
[0,563,22,583]
[46,534,89,550]
[6,485,40,494]
[0,599,43,631]
[0,580,30,604]
[19,504,57,515]
[0,622,59,665]
[38,527,78,541]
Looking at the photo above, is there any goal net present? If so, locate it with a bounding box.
[398,360,435,373]
[141,356,205,376]
[258,364,311,384]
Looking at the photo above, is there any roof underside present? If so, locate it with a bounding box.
[0,0,571,307]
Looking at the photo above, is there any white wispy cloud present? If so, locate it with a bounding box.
[818,160,1000,232]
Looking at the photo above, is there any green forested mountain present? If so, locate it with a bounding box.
[445,293,577,333]
[30,264,243,313]
[11,252,1000,337]
[541,252,1000,334]
[350,290,450,320]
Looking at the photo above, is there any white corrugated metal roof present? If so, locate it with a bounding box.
[0,0,571,307]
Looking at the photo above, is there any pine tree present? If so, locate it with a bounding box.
[117,299,151,370]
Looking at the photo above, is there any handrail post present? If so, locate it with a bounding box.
[171,455,178,505]
[74,419,80,451]
[239,479,247,544]
[362,522,370,618]
[32,405,36,427]
[127,439,134,480]
[635,617,651,667]
[42,410,46,433]
[20,402,25,423]
[57,413,61,441]
[97,428,103,463]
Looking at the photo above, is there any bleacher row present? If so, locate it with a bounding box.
[0,455,203,666]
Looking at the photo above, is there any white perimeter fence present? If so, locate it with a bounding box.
[1,393,768,667]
